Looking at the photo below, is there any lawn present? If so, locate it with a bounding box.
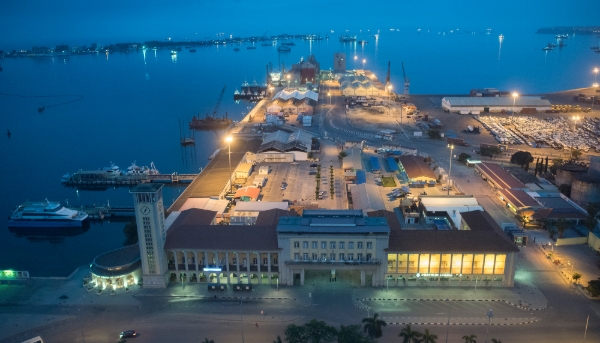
[381,176,397,187]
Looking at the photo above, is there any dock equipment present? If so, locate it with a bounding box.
[402,62,410,95]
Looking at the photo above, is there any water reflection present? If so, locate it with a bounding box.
[9,222,90,244]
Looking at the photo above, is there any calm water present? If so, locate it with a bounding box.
[1,30,599,276]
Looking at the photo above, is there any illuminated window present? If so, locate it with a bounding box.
[473,254,484,274]
[484,254,495,274]
[429,254,441,274]
[387,254,397,273]
[494,254,506,274]
[440,254,451,273]
[419,254,430,274]
[451,254,463,274]
[408,254,418,273]
[462,254,473,274]
[398,254,408,273]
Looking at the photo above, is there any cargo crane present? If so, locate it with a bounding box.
[402,62,410,95]
[189,85,232,130]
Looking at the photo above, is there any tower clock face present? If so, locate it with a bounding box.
[140,205,151,215]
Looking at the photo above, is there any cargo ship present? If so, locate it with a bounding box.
[190,85,232,130]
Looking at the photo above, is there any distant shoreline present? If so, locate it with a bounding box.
[536,26,600,35]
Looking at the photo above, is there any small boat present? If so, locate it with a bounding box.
[542,47,553,51]
[170,50,177,55]
[7,129,11,138]
[282,42,295,46]
[181,137,195,146]
[247,46,256,50]
[127,161,159,175]
[596,49,600,53]
[8,200,89,228]
[37,106,45,113]
[234,48,240,51]
[277,45,291,52]
[189,49,197,52]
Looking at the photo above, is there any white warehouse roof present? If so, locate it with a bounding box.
[442,96,551,107]
[273,89,319,102]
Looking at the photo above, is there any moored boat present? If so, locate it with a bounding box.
[8,200,89,227]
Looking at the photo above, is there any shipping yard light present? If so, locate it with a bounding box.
[594,67,599,82]
[447,144,455,195]
[328,91,331,105]
[225,136,233,193]
[362,58,366,70]
[511,91,519,118]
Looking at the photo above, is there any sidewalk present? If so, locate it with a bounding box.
[353,284,548,310]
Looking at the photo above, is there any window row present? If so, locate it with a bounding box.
[294,253,373,262]
[386,253,506,275]
[293,241,373,249]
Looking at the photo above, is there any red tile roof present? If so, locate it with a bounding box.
[234,187,260,200]
[477,163,526,190]
[499,189,541,208]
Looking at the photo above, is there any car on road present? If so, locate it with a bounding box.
[120,330,137,338]
[310,164,318,168]
[309,171,317,175]
[441,186,453,191]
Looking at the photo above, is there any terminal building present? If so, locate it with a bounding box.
[441,96,552,113]
[91,184,519,289]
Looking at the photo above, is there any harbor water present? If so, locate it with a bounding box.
[1,29,599,276]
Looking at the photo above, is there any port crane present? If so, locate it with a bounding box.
[210,85,226,118]
[402,62,410,95]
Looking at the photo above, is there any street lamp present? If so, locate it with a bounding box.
[572,115,580,130]
[485,309,494,343]
[225,136,233,193]
[594,67,599,83]
[240,297,245,343]
[354,55,358,70]
[327,91,331,105]
[387,84,393,100]
[286,74,291,89]
[447,144,454,195]
[362,58,366,70]
[511,91,519,119]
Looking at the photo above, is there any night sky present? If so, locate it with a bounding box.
[1,0,599,50]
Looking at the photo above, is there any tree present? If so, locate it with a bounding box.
[480,146,501,159]
[273,336,283,343]
[584,204,599,230]
[556,218,569,238]
[587,278,600,297]
[571,148,583,160]
[462,334,477,343]
[544,156,549,173]
[510,151,534,168]
[547,225,558,239]
[338,324,373,343]
[123,220,138,246]
[572,272,582,284]
[491,339,502,343]
[558,184,571,197]
[399,324,422,343]
[458,153,471,162]
[203,339,215,343]
[338,151,347,160]
[428,129,441,139]
[420,329,438,343]
[285,320,337,343]
[361,313,387,339]
[550,158,563,174]
[285,324,306,343]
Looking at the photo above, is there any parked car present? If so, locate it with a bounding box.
[309,171,317,175]
[120,331,137,339]
[310,164,318,168]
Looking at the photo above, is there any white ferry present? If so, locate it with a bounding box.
[8,200,89,227]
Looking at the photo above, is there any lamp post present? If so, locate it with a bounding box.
[594,67,599,84]
[226,136,233,193]
[447,144,454,195]
[511,91,519,119]
[240,297,245,343]
[485,309,494,343]
[387,84,393,100]
[354,55,358,70]
[287,74,291,89]
[362,58,366,70]
[572,115,580,130]
[445,299,451,343]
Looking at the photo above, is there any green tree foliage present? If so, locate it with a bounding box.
[571,148,583,160]
[337,324,373,343]
[550,158,563,174]
[399,324,422,343]
[572,272,582,284]
[420,329,438,343]
[123,220,138,246]
[361,313,387,339]
[285,319,337,343]
[428,129,441,139]
[558,184,571,197]
[458,153,471,162]
[480,146,501,159]
[510,151,534,168]
[462,334,477,343]
[587,278,600,297]
[274,336,283,343]
[338,151,347,160]
[555,218,569,238]
[491,339,502,343]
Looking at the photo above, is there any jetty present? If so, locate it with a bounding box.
[61,172,197,189]
[67,204,135,220]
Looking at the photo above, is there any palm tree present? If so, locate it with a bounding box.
[462,334,477,343]
[420,329,438,343]
[491,339,502,343]
[362,313,387,339]
[273,336,283,343]
[202,339,215,343]
[556,218,569,238]
[399,324,422,343]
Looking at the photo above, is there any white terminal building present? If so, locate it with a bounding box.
[441,96,552,113]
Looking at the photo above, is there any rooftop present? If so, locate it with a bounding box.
[476,163,526,190]
[91,244,141,277]
[499,189,541,208]
[398,155,436,180]
[276,215,390,234]
[442,96,552,107]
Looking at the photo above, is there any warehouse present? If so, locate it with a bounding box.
[441,96,552,113]
[398,156,436,182]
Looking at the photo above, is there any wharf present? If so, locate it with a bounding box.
[168,138,262,213]
[61,173,197,189]
[68,205,135,220]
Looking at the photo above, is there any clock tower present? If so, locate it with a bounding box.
[130,183,169,288]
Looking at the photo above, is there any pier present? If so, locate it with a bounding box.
[61,172,197,189]
[68,205,135,220]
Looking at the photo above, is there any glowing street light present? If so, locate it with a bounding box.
[362,58,366,70]
[387,84,393,99]
[447,144,454,195]
[328,91,331,105]
[354,55,358,69]
[594,67,599,83]
[286,74,291,89]
[225,136,233,193]
[572,115,580,130]
[511,91,519,116]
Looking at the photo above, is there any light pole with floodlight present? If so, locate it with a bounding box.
[362,58,366,70]
[594,67,599,83]
[287,74,291,89]
[226,136,233,193]
[328,91,331,105]
[447,144,454,195]
[512,91,518,120]
[354,55,358,70]
[485,309,494,343]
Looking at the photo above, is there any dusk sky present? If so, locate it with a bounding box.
[1,0,599,49]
